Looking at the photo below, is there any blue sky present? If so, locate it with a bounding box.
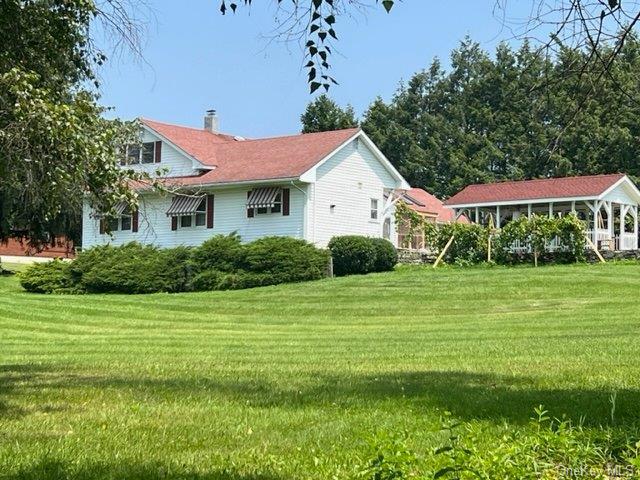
[99,1,534,138]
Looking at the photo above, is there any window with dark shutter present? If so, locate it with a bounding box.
[206,195,214,228]
[154,141,162,163]
[171,216,178,231]
[132,209,139,232]
[282,188,290,216]
[247,191,254,218]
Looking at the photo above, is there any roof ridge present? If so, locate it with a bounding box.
[142,117,359,143]
[140,117,239,139]
[221,127,361,144]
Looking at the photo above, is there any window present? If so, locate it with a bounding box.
[178,198,206,228]
[120,215,132,231]
[141,142,155,164]
[104,214,132,232]
[180,215,192,228]
[195,199,207,226]
[256,192,282,215]
[107,216,119,232]
[121,142,156,165]
[126,145,140,165]
[370,198,379,220]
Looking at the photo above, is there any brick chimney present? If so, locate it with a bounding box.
[204,109,219,133]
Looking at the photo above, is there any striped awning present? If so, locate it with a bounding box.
[93,201,128,218]
[246,187,281,209]
[166,195,205,217]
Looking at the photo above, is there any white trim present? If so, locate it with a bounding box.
[446,195,602,209]
[299,130,410,189]
[598,175,640,203]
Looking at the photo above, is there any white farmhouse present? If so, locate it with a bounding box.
[82,112,410,249]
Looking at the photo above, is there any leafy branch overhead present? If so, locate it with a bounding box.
[218,0,395,92]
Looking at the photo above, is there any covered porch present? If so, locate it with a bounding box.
[445,174,640,252]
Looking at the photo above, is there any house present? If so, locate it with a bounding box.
[396,187,467,250]
[82,112,410,250]
[445,173,640,251]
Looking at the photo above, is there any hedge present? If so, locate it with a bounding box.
[20,236,331,294]
[18,260,76,294]
[328,236,397,276]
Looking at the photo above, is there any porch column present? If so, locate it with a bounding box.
[606,202,614,241]
[571,201,576,214]
[475,206,480,224]
[496,205,501,229]
[527,204,532,219]
[548,202,554,218]
[620,205,630,249]
[634,206,639,249]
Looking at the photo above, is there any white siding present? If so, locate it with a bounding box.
[82,185,305,249]
[311,140,399,247]
[126,130,200,177]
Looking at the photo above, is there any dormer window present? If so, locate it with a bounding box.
[121,142,158,165]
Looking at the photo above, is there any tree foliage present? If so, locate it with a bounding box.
[0,0,149,247]
[362,36,640,198]
[300,94,358,133]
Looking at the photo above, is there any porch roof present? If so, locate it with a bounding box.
[444,173,630,208]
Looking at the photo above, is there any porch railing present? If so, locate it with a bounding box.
[619,233,637,251]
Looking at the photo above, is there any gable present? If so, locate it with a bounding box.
[315,138,397,187]
[129,129,201,177]
[301,132,408,188]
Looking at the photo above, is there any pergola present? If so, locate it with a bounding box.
[444,174,640,251]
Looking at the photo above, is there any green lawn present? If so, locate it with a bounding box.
[1,263,640,479]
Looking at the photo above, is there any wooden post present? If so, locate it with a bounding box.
[585,235,606,263]
[433,235,455,269]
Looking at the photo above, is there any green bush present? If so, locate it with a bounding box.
[369,238,398,272]
[435,222,489,264]
[190,269,226,291]
[18,260,75,294]
[22,236,331,294]
[190,233,245,273]
[243,236,330,284]
[72,243,192,294]
[328,236,377,276]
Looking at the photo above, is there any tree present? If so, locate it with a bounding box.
[300,95,358,133]
[361,35,640,198]
[0,0,149,248]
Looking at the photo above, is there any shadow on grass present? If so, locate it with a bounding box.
[2,364,639,427]
[6,459,282,480]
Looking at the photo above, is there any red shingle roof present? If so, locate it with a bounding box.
[403,188,467,223]
[142,118,360,185]
[444,174,626,206]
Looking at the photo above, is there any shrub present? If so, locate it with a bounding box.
[219,271,274,290]
[19,260,75,294]
[190,269,226,291]
[242,236,330,284]
[328,236,377,276]
[369,238,398,272]
[72,243,192,294]
[435,223,489,264]
[190,233,245,273]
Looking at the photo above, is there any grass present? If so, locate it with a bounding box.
[1,263,640,479]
